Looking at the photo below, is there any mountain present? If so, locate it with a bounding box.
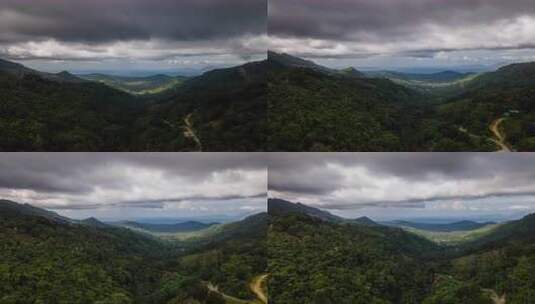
[268,199,535,303]
[181,60,267,90]
[0,200,266,304]
[0,200,171,303]
[354,216,379,226]
[193,212,268,244]
[269,51,365,78]
[385,220,496,232]
[136,59,267,151]
[269,200,439,303]
[268,198,380,226]
[268,51,337,74]
[0,199,72,223]
[268,53,427,151]
[466,62,535,91]
[0,58,85,83]
[268,198,344,222]
[366,70,474,83]
[268,198,535,303]
[436,61,535,151]
[0,57,266,151]
[462,213,535,249]
[117,220,218,233]
[268,52,535,151]
[80,217,110,228]
[340,66,366,78]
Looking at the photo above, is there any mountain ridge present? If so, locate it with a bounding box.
[268,198,379,226]
[383,219,496,232]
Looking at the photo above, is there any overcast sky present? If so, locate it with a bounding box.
[0,153,267,222]
[0,0,267,73]
[269,0,535,71]
[269,153,535,222]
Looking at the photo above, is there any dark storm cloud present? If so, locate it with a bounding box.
[268,153,535,207]
[0,0,265,44]
[270,0,535,40]
[269,0,535,57]
[0,153,266,195]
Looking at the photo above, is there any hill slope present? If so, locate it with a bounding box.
[0,58,266,151]
[268,52,427,151]
[268,52,535,151]
[268,200,439,304]
[0,200,267,304]
[267,199,535,303]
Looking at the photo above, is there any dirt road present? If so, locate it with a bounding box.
[249,274,268,304]
[183,113,202,151]
[206,274,268,304]
[489,118,511,152]
[206,282,250,304]
[484,289,506,304]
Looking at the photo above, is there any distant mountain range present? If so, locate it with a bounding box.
[116,220,219,233]
[78,73,188,95]
[0,199,263,240]
[383,219,496,232]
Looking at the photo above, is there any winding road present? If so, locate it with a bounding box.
[183,113,202,151]
[483,289,506,304]
[249,274,268,304]
[206,273,268,304]
[489,118,512,152]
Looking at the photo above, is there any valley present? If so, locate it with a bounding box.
[78,74,187,96]
[268,198,535,304]
[0,58,267,152]
[268,51,535,152]
[0,199,267,304]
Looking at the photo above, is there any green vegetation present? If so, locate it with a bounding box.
[0,200,267,304]
[0,59,266,151]
[268,52,535,151]
[268,199,535,304]
[268,64,426,151]
[269,213,439,303]
[79,74,187,96]
[400,224,500,246]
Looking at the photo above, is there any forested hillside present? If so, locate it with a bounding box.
[268,53,427,151]
[0,200,267,304]
[268,199,535,304]
[268,52,535,152]
[0,58,266,152]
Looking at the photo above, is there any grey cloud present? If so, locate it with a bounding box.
[0,153,267,195]
[0,0,265,44]
[268,153,535,205]
[43,192,267,210]
[269,0,535,56]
